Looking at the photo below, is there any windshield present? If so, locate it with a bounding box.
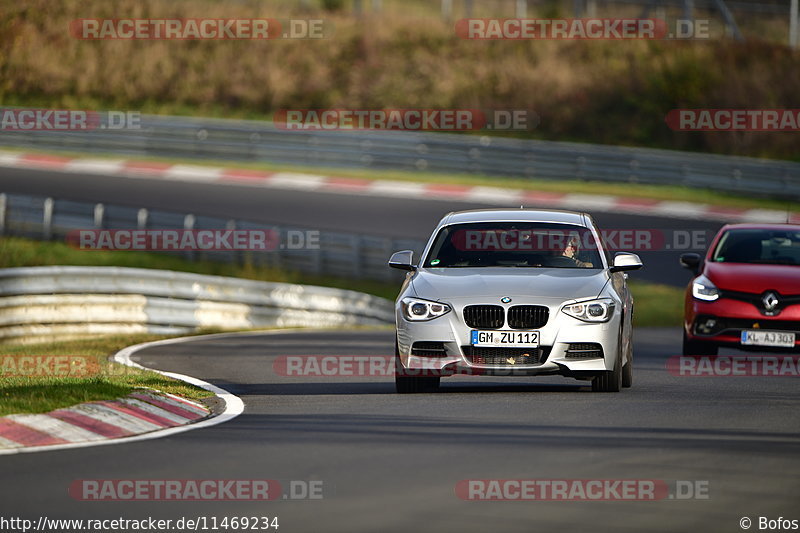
[423,222,603,269]
[712,228,800,266]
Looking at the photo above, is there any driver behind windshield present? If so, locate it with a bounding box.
[561,236,594,268]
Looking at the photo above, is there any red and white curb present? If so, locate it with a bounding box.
[0,391,209,450]
[1,150,797,225]
[0,332,249,455]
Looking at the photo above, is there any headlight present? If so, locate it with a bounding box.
[562,298,615,323]
[692,275,719,301]
[401,297,451,321]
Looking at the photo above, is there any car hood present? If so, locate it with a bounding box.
[705,262,800,294]
[410,268,610,302]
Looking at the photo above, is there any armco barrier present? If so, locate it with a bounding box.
[0,112,798,199]
[0,192,426,282]
[0,266,395,344]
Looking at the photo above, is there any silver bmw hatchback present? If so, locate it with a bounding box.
[389,209,643,393]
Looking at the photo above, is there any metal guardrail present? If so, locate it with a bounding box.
[0,266,395,344]
[0,192,425,283]
[1,113,798,199]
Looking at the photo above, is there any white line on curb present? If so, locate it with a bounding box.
[0,330,308,455]
[0,328,337,455]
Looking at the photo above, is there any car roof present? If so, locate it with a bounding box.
[438,208,589,227]
[720,223,800,231]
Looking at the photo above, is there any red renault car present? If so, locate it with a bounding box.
[681,224,800,355]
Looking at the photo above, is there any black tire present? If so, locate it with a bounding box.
[395,339,440,394]
[682,330,718,356]
[395,372,440,393]
[622,321,633,388]
[593,337,623,393]
[622,347,633,388]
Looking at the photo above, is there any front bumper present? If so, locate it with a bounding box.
[396,299,622,377]
[685,298,800,350]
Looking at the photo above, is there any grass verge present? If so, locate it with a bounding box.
[628,280,684,328]
[0,333,217,417]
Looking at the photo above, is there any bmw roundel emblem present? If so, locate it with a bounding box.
[501,297,512,304]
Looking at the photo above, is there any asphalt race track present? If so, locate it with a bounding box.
[4,166,795,532]
[1,328,799,532]
[0,165,722,287]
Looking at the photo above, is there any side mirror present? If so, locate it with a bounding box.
[610,252,643,273]
[388,250,416,271]
[680,253,702,274]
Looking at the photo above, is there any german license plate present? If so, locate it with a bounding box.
[740,330,795,348]
[471,330,539,348]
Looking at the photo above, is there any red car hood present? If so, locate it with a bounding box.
[705,262,800,294]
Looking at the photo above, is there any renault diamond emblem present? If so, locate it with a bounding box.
[506,357,516,365]
[501,297,512,303]
[762,291,780,312]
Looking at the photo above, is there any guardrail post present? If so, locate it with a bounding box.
[43,197,54,241]
[184,214,195,261]
[683,0,694,22]
[93,203,105,229]
[137,208,148,230]
[272,226,284,270]
[515,0,527,18]
[0,193,6,236]
[441,0,452,20]
[227,219,239,265]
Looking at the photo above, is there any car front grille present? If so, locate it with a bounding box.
[462,346,551,366]
[463,305,505,329]
[507,305,549,329]
[411,341,448,357]
[565,343,604,359]
[718,290,800,316]
[694,316,800,336]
